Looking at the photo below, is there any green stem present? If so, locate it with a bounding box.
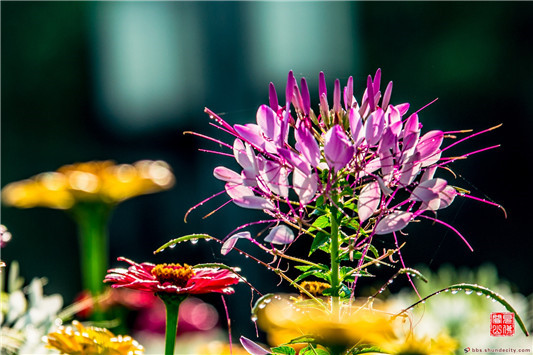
[159,294,188,355]
[329,202,341,315]
[72,203,112,297]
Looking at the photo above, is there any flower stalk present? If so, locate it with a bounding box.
[72,202,112,299]
[159,293,188,355]
[328,201,341,316]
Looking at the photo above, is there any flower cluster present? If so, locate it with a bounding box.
[203,70,499,248]
[2,160,174,209]
[44,320,144,355]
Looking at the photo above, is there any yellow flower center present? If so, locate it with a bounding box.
[299,281,331,297]
[151,263,195,288]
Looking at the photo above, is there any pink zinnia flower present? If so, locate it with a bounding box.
[104,257,240,295]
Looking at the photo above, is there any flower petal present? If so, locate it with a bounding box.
[324,125,354,171]
[221,232,251,255]
[258,160,289,198]
[416,130,443,167]
[256,105,279,141]
[213,166,242,184]
[225,183,275,210]
[295,124,321,167]
[293,169,318,205]
[264,225,294,245]
[234,124,266,150]
[349,107,364,147]
[375,211,412,235]
[364,108,385,146]
[240,336,270,355]
[358,181,381,223]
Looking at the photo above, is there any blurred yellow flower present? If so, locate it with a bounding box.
[256,295,395,351]
[2,160,174,209]
[44,320,144,355]
[381,332,458,355]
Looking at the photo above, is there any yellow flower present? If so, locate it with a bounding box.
[256,295,396,351]
[44,320,144,355]
[381,332,458,355]
[2,160,174,209]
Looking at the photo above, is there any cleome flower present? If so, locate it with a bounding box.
[44,320,144,355]
[194,69,502,250]
[104,257,240,295]
[2,160,174,209]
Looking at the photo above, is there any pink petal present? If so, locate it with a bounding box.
[277,148,311,175]
[234,124,266,151]
[410,178,448,202]
[396,103,410,115]
[264,225,294,245]
[225,183,275,210]
[286,71,296,106]
[416,130,443,167]
[364,108,385,145]
[349,107,364,147]
[333,79,341,114]
[343,76,354,110]
[324,125,354,171]
[386,105,402,136]
[293,169,318,205]
[256,105,279,141]
[213,166,242,184]
[375,211,412,235]
[269,82,278,111]
[295,124,321,167]
[233,139,257,173]
[240,336,270,355]
[402,113,420,156]
[399,153,421,186]
[300,77,310,116]
[319,71,327,98]
[382,81,393,110]
[258,160,289,198]
[221,232,251,255]
[358,180,381,222]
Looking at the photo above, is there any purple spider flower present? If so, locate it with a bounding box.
[189,70,502,255]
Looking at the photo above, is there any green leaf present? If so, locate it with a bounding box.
[340,266,356,282]
[309,232,329,256]
[154,234,214,254]
[271,346,296,355]
[295,264,329,272]
[347,345,384,354]
[341,216,361,232]
[367,244,379,258]
[300,345,329,355]
[284,335,316,345]
[294,269,330,283]
[308,215,330,232]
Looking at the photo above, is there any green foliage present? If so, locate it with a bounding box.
[309,232,329,256]
[271,346,296,355]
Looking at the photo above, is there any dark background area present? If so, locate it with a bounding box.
[2,1,533,341]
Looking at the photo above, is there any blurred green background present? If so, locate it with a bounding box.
[2,1,533,342]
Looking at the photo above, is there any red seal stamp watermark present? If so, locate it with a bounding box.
[490,312,515,336]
